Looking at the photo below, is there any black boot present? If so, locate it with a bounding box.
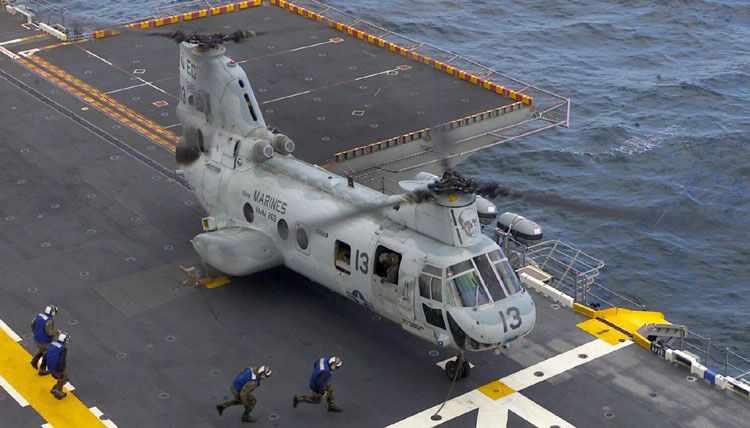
[241,414,256,423]
[293,395,299,408]
[328,405,342,412]
[216,404,224,416]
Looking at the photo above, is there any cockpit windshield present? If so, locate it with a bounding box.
[444,250,523,307]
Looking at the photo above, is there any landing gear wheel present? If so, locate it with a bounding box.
[460,360,471,378]
[445,360,459,380]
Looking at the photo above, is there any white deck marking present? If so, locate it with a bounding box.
[106,82,150,94]
[503,338,630,391]
[83,49,112,66]
[436,358,476,370]
[89,406,119,427]
[0,374,30,407]
[476,393,575,428]
[262,67,401,104]
[83,49,168,95]
[164,123,181,129]
[0,37,31,46]
[389,339,632,427]
[41,424,52,428]
[0,46,20,59]
[0,318,22,342]
[237,39,337,64]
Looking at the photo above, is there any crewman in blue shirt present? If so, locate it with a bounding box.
[216,365,272,423]
[30,305,60,375]
[46,332,70,400]
[293,356,343,412]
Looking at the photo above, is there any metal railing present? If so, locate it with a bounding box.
[496,231,750,380]
[677,330,750,381]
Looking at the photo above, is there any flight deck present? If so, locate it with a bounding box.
[0,1,747,427]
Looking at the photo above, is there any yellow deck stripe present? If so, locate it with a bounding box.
[0,329,107,427]
[31,55,179,143]
[18,56,178,152]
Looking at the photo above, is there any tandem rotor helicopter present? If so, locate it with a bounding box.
[161,29,550,379]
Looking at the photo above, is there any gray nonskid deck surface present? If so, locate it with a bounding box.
[33,4,513,164]
[1,7,749,428]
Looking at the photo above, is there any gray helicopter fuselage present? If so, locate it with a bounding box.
[175,41,535,353]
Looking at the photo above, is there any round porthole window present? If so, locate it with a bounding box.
[243,203,254,223]
[296,226,309,250]
[277,219,289,240]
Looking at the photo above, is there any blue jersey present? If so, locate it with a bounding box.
[309,358,333,392]
[32,314,53,344]
[46,341,67,374]
[232,368,258,392]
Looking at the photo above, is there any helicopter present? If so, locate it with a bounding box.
[166,30,540,379]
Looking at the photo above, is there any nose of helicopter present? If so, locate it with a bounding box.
[447,290,536,351]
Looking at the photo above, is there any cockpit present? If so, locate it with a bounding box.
[419,250,523,308]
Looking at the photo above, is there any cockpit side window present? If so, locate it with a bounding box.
[473,254,508,300]
[419,264,444,303]
[497,259,523,295]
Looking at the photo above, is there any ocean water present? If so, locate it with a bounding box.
[30,1,750,353]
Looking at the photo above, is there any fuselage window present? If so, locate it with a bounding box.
[419,271,443,303]
[243,93,258,122]
[238,80,245,88]
[296,227,309,250]
[419,274,431,299]
[197,129,204,152]
[277,219,289,240]
[375,245,401,284]
[243,203,254,223]
[335,240,351,275]
[188,94,194,106]
[422,304,446,329]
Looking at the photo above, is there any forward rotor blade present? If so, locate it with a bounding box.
[310,190,432,229]
[476,182,640,221]
[476,181,726,232]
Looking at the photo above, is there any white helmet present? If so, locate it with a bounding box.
[44,305,58,316]
[57,332,70,343]
[328,357,342,369]
[257,365,272,377]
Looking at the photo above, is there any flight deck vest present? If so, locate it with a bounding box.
[309,358,332,391]
[232,368,258,392]
[33,314,53,344]
[46,341,66,374]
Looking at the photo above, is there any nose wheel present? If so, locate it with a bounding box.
[444,352,471,380]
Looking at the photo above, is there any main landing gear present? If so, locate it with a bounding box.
[444,351,471,380]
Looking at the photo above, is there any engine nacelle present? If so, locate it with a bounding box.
[475,196,497,225]
[191,227,283,276]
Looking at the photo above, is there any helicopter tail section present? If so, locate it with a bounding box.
[176,41,266,146]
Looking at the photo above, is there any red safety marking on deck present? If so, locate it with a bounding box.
[77,0,261,42]
[270,0,532,107]
[153,100,169,107]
